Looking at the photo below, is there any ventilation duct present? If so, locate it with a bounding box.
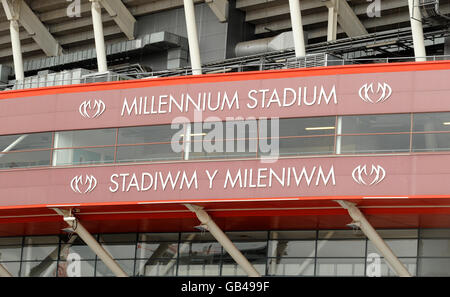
[235,31,308,57]
[419,0,450,24]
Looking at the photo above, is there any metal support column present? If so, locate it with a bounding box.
[90,0,108,73]
[408,0,426,62]
[52,208,128,277]
[288,0,306,58]
[327,0,338,42]
[10,19,24,81]
[183,0,202,75]
[185,204,260,277]
[336,200,412,277]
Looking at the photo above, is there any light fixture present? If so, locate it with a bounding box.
[63,216,76,222]
[180,133,207,137]
[443,122,450,125]
[305,126,336,131]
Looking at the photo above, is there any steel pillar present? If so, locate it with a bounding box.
[183,0,202,75]
[288,0,306,57]
[408,0,426,62]
[90,0,108,73]
[185,204,260,277]
[336,200,412,277]
[52,208,128,277]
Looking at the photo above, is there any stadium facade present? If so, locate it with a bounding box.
[0,0,449,277]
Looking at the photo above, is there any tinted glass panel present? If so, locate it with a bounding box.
[20,261,58,277]
[419,239,450,257]
[367,239,418,257]
[135,259,177,276]
[268,136,334,156]
[136,242,178,259]
[53,147,114,165]
[413,112,450,132]
[118,125,177,144]
[0,133,52,151]
[54,129,115,148]
[0,246,21,261]
[268,240,315,258]
[116,144,182,162]
[0,150,51,169]
[316,258,365,276]
[418,258,450,276]
[341,114,411,134]
[317,240,365,257]
[278,117,336,137]
[340,134,410,154]
[267,258,315,276]
[412,133,450,152]
[188,139,257,159]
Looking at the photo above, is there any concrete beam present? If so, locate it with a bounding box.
[99,0,136,40]
[205,0,229,22]
[333,0,368,37]
[1,0,62,56]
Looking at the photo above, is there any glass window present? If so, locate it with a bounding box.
[139,233,179,242]
[95,259,134,277]
[268,240,315,258]
[419,229,450,238]
[419,239,450,257]
[316,258,365,276]
[61,245,96,261]
[339,134,410,154]
[23,245,58,261]
[413,112,450,132]
[53,147,114,166]
[136,242,178,259]
[0,246,22,261]
[267,258,315,276]
[376,229,418,239]
[188,138,257,160]
[318,230,366,239]
[418,258,450,276]
[54,129,116,148]
[0,237,22,245]
[24,236,59,245]
[118,125,177,144]
[135,258,177,276]
[316,240,365,257]
[367,239,418,257]
[221,258,266,276]
[226,231,268,241]
[0,150,51,169]
[0,262,20,277]
[367,257,417,277]
[341,114,411,134]
[277,117,336,137]
[0,132,52,151]
[269,136,334,156]
[57,260,96,277]
[270,230,316,240]
[412,133,450,152]
[20,261,58,277]
[116,143,182,162]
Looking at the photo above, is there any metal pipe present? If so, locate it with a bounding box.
[90,0,108,73]
[68,219,128,277]
[183,0,202,75]
[53,208,127,277]
[185,204,260,277]
[10,19,24,81]
[0,263,12,277]
[336,200,412,277]
[288,0,306,58]
[408,0,426,62]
